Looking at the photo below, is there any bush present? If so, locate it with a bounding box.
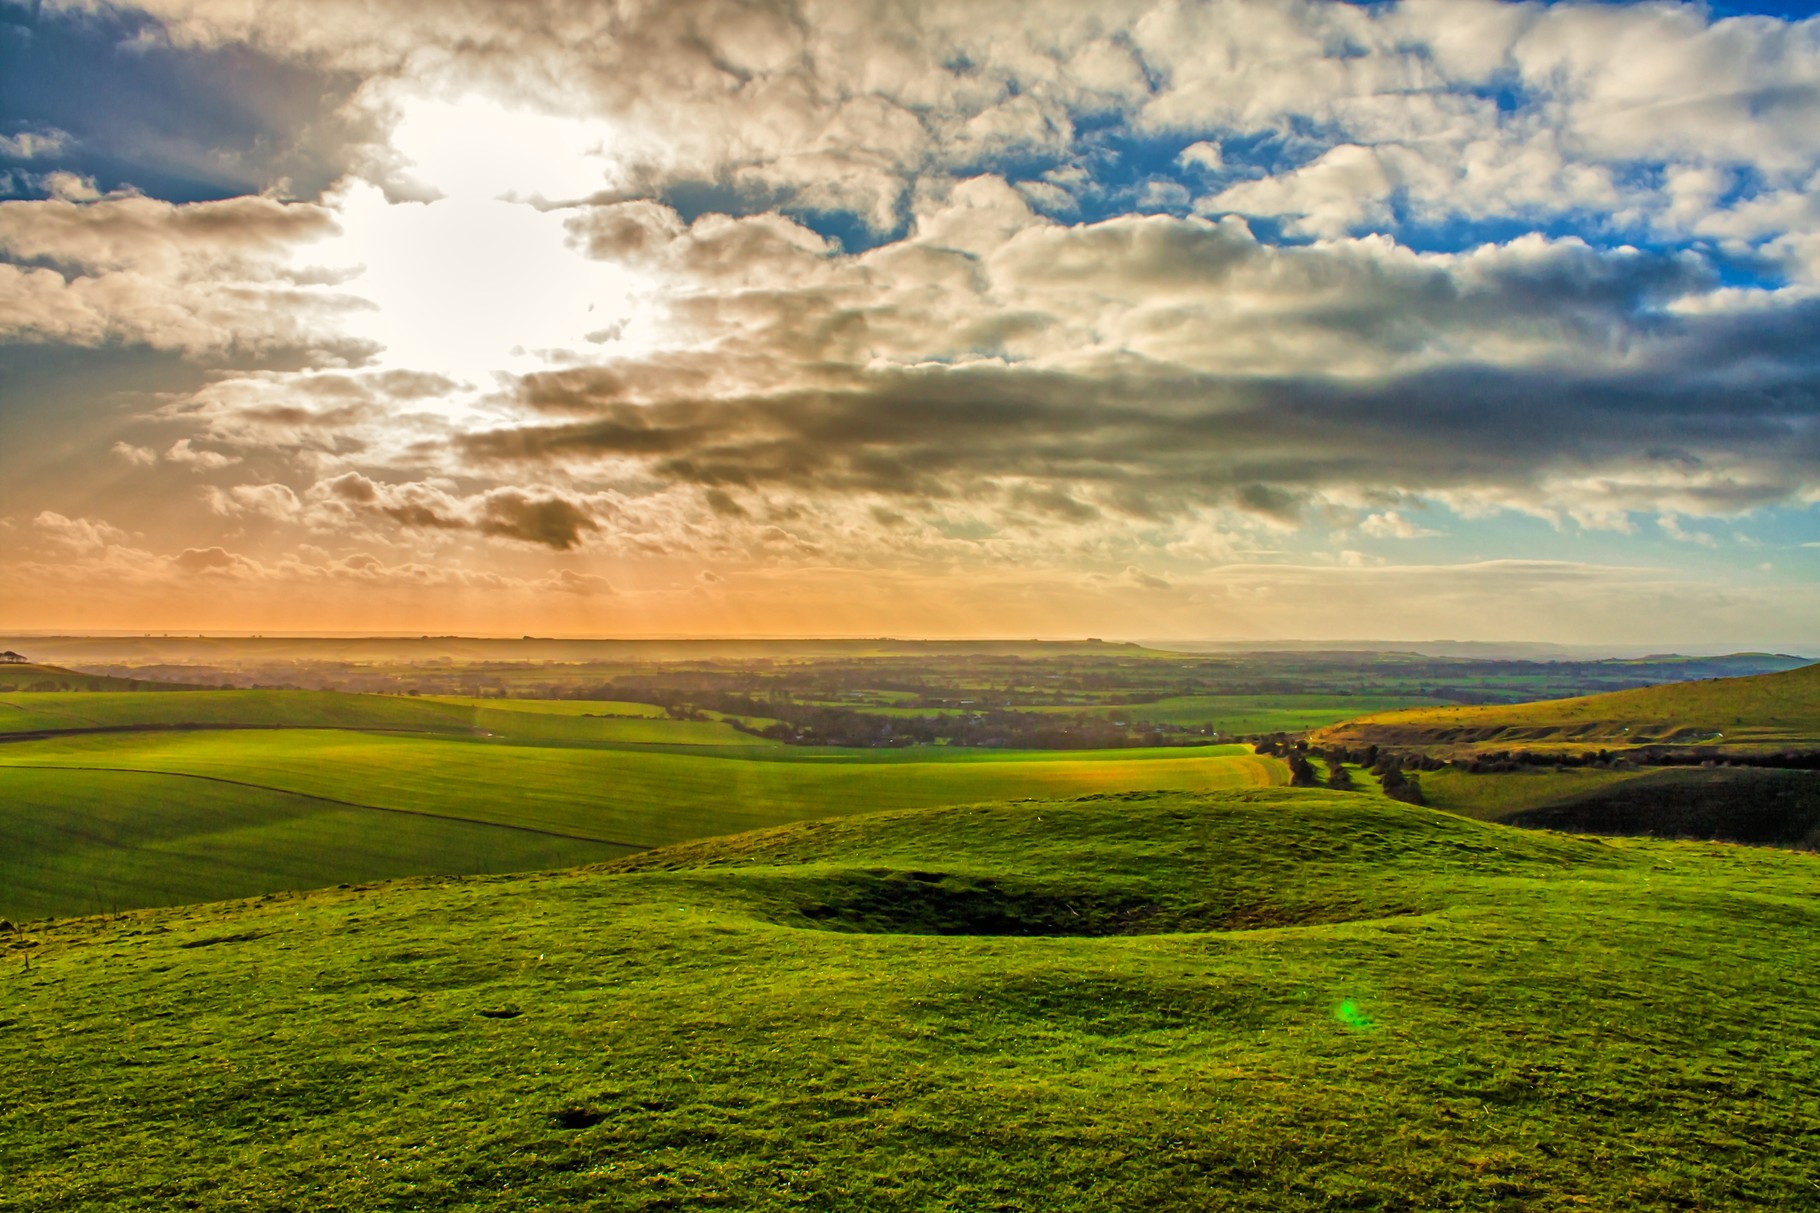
[1288,755,1320,787]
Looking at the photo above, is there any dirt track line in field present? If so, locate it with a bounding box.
[0,763,652,851]
[0,700,106,729]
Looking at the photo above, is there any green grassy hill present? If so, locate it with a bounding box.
[0,706,1281,918]
[0,689,478,735]
[0,688,786,748]
[6,789,1818,1211]
[1409,764,1820,848]
[1312,660,1820,752]
[0,662,197,693]
[1503,767,1820,849]
[0,766,631,918]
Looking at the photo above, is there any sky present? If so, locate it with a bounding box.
[1,0,1818,646]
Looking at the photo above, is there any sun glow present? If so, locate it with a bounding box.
[319,94,666,389]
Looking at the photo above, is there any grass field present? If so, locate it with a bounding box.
[1313,661,1820,752]
[6,789,1818,1211]
[1075,693,1446,731]
[0,704,1282,918]
[799,693,1442,733]
[0,767,632,919]
[0,689,785,750]
[0,689,480,736]
[1505,767,1820,850]
[1418,766,1652,821]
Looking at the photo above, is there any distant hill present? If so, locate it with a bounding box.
[0,635,1147,668]
[0,662,200,694]
[1312,660,1820,752]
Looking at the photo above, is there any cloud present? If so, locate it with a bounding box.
[172,545,252,575]
[1658,513,1717,548]
[1208,143,1398,238]
[1359,511,1442,540]
[33,511,131,553]
[702,488,748,519]
[164,439,240,470]
[99,180,1819,577]
[539,569,614,595]
[473,489,598,550]
[204,483,304,521]
[1177,141,1223,173]
[297,473,606,550]
[5,0,1820,638]
[59,0,1816,259]
[0,130,72,161]
[0,188,356,356]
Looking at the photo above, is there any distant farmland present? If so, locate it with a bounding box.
[0,691,1282,919]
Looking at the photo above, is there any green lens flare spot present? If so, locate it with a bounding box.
[1334,999,1376,1031]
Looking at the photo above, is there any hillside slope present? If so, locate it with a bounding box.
[0,662,198,693]
[6,789,1818,1211]
[1312,660,1820,751]
[0,724,1280,918]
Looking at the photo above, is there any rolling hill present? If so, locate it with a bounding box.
[1306,663,1820,849]
[7,790,1818,1211]
[0,692,1282,919]
[0,661,200,694]
[1311,660,1820,752]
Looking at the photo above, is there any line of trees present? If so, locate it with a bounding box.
[1259,737,1425,803]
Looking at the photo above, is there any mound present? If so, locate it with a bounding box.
[617,790,1607,939]
[10,789,1820,1210]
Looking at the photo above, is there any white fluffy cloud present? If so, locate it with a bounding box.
[0,184,356,355]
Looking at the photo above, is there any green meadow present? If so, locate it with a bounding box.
[800,693,1441,733]
[0,689,480,735]
[6,790,1819,1211]
[0,766,628,919]
[0,690,1281,920]
[1066,693,1447,732]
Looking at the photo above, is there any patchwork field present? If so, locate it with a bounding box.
[7,790,1818,1211]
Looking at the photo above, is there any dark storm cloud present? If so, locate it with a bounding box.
[439,199,1820,528]
[309,472,603,550]
[474,490,598,551]
[458,332,1820,524]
